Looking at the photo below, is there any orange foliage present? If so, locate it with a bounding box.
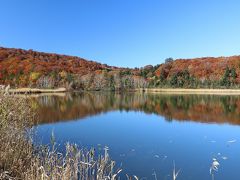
[0,47,113,78]
[155,56,240,82]
[1,46,240,87]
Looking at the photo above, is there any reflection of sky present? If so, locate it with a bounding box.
[37,111,240,180]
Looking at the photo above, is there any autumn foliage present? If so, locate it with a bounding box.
[0,47,113,85]
[155,56,240,84]
[1,46,240,89]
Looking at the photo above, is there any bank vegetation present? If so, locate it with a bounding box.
[0,93,121,179]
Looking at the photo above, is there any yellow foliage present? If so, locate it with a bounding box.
[59,71,67,79]
[30,72,41,81]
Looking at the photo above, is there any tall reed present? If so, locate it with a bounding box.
[0,93,120,179]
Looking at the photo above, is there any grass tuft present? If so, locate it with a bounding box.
[0,93,120,179]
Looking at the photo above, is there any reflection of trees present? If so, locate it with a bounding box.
[32,92,240,125]
[220,96,237,114]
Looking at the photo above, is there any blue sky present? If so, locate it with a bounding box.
[1,0,240,68]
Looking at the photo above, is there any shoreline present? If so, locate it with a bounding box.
[2,87,240,95]
[139,88,240,95]
[6,87,67,94]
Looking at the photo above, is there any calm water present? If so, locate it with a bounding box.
[34,92,240,180]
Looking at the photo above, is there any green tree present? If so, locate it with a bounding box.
[169,70,192,88]
[220,67,231,87]
[165,57,174,64]
[170,73,178,87]
[67,73,74,82]
[231,68,237,79]
[109,75,115,91]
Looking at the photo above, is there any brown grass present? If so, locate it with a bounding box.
[0,93,121,179]
[0,93,34,179]
[8,87,67,94]
[139,88,240,95]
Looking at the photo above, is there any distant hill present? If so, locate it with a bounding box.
[155,56,240,83]
[1,47,240,90]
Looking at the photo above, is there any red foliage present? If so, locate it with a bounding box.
[155,56,240,82]
[0,47,115,77]
[1,46,240,87]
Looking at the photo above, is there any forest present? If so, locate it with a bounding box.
[1,47,240,90]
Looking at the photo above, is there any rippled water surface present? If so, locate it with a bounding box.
[34,92,240,180]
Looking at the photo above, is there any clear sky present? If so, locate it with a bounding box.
[0,0,240,68]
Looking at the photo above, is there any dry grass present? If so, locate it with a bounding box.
[0,93,121,180]
[139,88,240,95]
[24,143,122,180]
[0,93,34,179]
[8,87,67,94]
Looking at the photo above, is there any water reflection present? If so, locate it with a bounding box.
[34,92,240,180]
[31,92,240,125]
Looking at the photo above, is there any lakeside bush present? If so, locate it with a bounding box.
[0,93,34,179]
[0,93,121,179]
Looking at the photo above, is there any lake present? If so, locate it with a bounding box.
[33,92,240,180]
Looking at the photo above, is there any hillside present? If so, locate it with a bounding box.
[155,57,240,85]
[1,47,240,90]
[0,47,146,90]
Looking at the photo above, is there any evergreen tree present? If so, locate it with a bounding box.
[170,73,178,87]
[231,68,237,79]
[221,67,230,87]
